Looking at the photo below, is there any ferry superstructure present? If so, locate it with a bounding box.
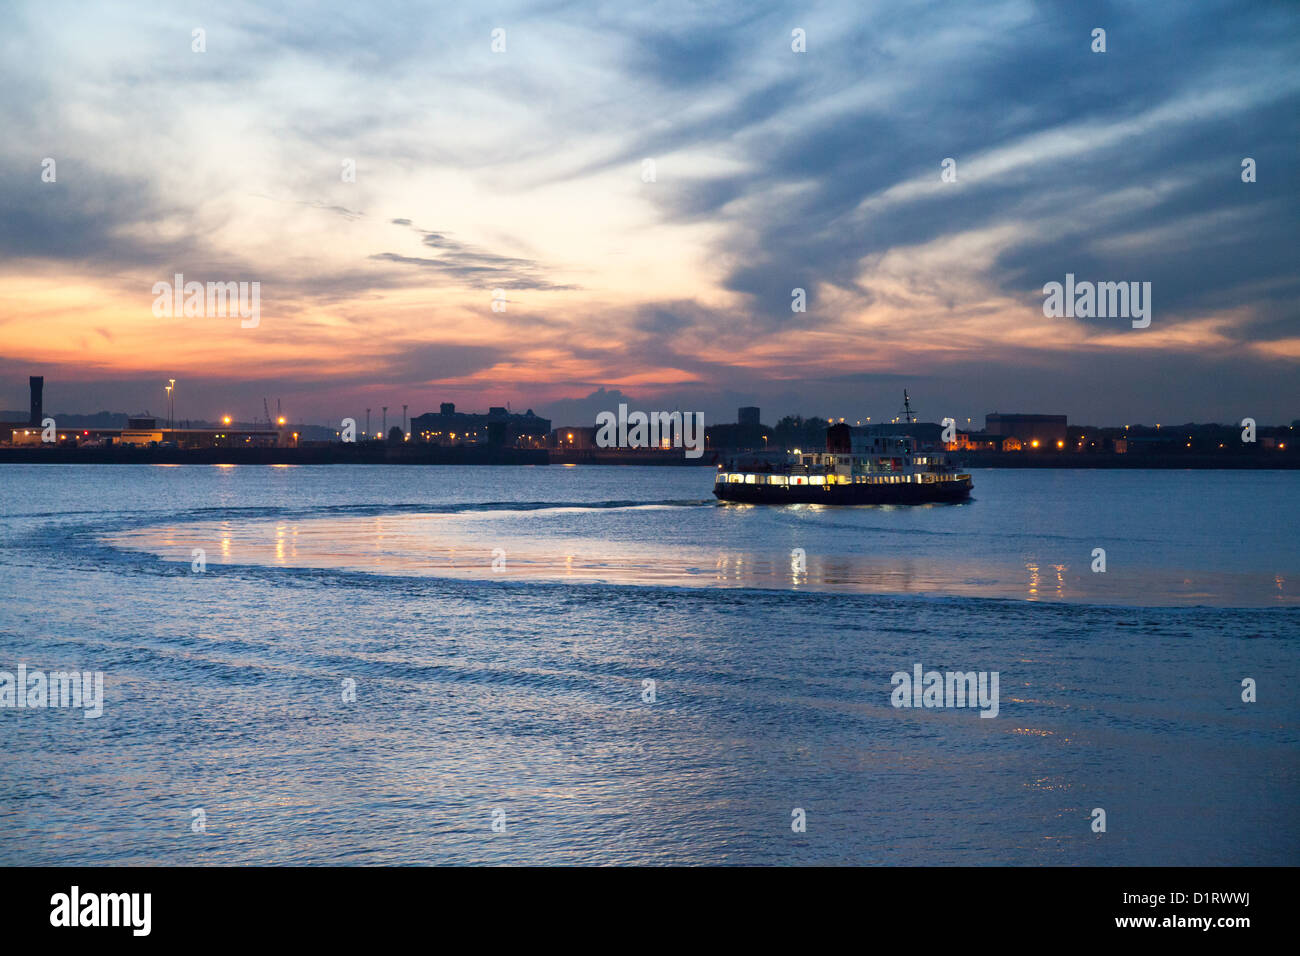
[713,411,972,506]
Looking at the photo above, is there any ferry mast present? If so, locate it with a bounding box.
[901,389,916,424]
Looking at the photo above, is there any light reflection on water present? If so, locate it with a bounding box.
[108,504,1296,607]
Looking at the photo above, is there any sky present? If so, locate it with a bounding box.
[1,0,1297,428]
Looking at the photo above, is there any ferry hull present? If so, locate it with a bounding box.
[713,477,972,505]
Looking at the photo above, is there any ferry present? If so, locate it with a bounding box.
[713,395,973,506]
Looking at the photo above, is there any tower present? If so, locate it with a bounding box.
[29,376,43,425]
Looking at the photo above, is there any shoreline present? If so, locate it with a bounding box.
[2,446,1298,468]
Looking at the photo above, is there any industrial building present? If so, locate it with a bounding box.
[984,413,1068,449]
[704,407,770,452]
[2,377,289,448]
[550,426,598,450]
[952,431,1021,452]
[112,417,284,447]
[6,417,286,448]
[410,403,550,448]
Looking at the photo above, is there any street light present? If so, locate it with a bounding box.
[165,379,175,428]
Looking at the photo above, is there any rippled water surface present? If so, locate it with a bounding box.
[1,464,1296,864]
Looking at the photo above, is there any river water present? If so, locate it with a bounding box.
[1,464,1295,864]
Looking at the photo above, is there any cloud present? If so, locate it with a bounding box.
[370,220,577,290]
[0,0,1295,424]
[535,387,639,426]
